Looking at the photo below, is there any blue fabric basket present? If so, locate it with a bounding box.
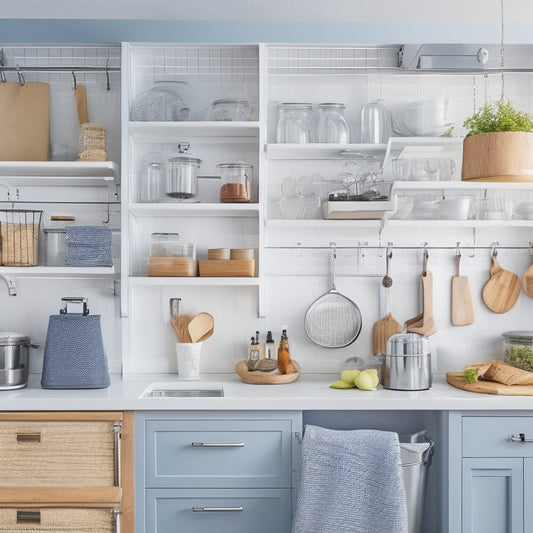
[66,226,113,267]
[41,313,110,389]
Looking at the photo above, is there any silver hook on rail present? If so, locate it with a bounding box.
[491,242,499,258]
[422,242,429,274]
[105,58,110,91]
[15,65,24,86]
[72,71,77,90]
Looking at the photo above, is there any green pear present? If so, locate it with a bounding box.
[340,369,361,384]
[329,379,356,389]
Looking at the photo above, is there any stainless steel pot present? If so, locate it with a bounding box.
[0,332,36,390]
[380,333,432,391]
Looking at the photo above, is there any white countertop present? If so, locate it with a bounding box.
[3,373,533,412]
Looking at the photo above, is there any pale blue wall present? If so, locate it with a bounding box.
[1,18,531,44]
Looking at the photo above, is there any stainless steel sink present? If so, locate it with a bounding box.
[143,388,224,398]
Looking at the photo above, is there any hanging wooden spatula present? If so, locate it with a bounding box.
[451,252,474,326]
[482,254,521,313]
[74,84,88,124]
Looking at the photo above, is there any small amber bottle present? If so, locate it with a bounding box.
[277,328,290,374]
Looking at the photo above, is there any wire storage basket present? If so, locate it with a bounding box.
[0,209,42,266]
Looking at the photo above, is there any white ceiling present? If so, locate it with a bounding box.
[0,0,525,23]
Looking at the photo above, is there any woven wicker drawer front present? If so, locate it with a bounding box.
[0,507,115,532]
[0,421,115,487]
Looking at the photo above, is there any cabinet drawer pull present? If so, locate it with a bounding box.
[16,432,41,443]
[191,442,244,447]
[510,433,533,442]
[192,506,244,513]
[17,510,41,524]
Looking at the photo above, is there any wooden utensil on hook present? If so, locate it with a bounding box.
[451,249,474,326]
[482,249,521,313]
[523,245,533,298]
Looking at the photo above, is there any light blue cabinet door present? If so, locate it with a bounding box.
[146,488,292,533]
[524,458,533,532]
[462,457,523,533]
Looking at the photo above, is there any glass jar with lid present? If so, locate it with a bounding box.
[502,330,533,371]
[217,161,252,203]
[207,98,250,121]
[275,103,313,143]
[317,103,350,143]
[165,143,202,201]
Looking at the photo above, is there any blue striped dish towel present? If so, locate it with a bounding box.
[292,425,408,533]
[66,226,113,267]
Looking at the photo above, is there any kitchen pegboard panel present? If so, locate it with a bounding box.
[266,45,401,74]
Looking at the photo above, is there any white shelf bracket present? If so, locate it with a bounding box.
[0,274,17,296]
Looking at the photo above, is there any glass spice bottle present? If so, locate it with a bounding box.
[277,328,291,374]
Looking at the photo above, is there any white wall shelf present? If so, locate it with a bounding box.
[129,203,259,218]
[0,161,119,186]
[265,143,386,160]
[128,276,260,287]
[392,180,533,192]
[128,121,260,142]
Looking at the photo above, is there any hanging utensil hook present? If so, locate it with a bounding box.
[72,71,77,90]
[330,242,337,291]
[422,243,429,274]
[456,241,461,257]
[15,65,25,86]
[105,58,110,91]
[491,242,499,258]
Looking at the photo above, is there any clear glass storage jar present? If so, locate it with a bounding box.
[139,152,164,202]
[502,330,533,371]
[150,233,196,259]
[217,162,252,203]
[317,103,350,143]
[165,143,201,201]
[206,98,250,121]
[275,103,313,143]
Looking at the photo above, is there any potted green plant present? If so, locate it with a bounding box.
[462,98,533,182]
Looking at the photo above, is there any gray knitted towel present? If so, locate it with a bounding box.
[292,425,408,533]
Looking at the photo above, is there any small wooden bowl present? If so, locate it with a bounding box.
[208,248,230,260]
[235,359,300,385]
[230,248,254,261]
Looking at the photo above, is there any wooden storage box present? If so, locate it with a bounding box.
[0,507,117,532]
[0,420,115,487]
[148,257,198,277]
[198,259,255,277]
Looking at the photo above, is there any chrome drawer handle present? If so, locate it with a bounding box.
[510,433,533,442]
[17,511,41,524]
[192,507,244,513]
[191,442,244,447]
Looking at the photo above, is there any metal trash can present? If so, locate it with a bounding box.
[400,430,434,533]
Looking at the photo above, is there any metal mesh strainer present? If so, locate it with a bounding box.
[304,248,362,348]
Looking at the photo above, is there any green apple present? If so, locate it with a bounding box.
[329,379,356,389]
[354,370,378,391]
[340,369,361,384]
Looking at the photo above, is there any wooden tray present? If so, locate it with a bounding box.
[446,372,533,396]
[199,259,255,277]
[148,257,197,277]
[235,359,300,384]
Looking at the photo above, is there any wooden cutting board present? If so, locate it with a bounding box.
[446,372,533,396]
[0,81,50,161]
[482,256,521,313]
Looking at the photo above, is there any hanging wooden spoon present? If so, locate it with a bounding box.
[482,253,521,313]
